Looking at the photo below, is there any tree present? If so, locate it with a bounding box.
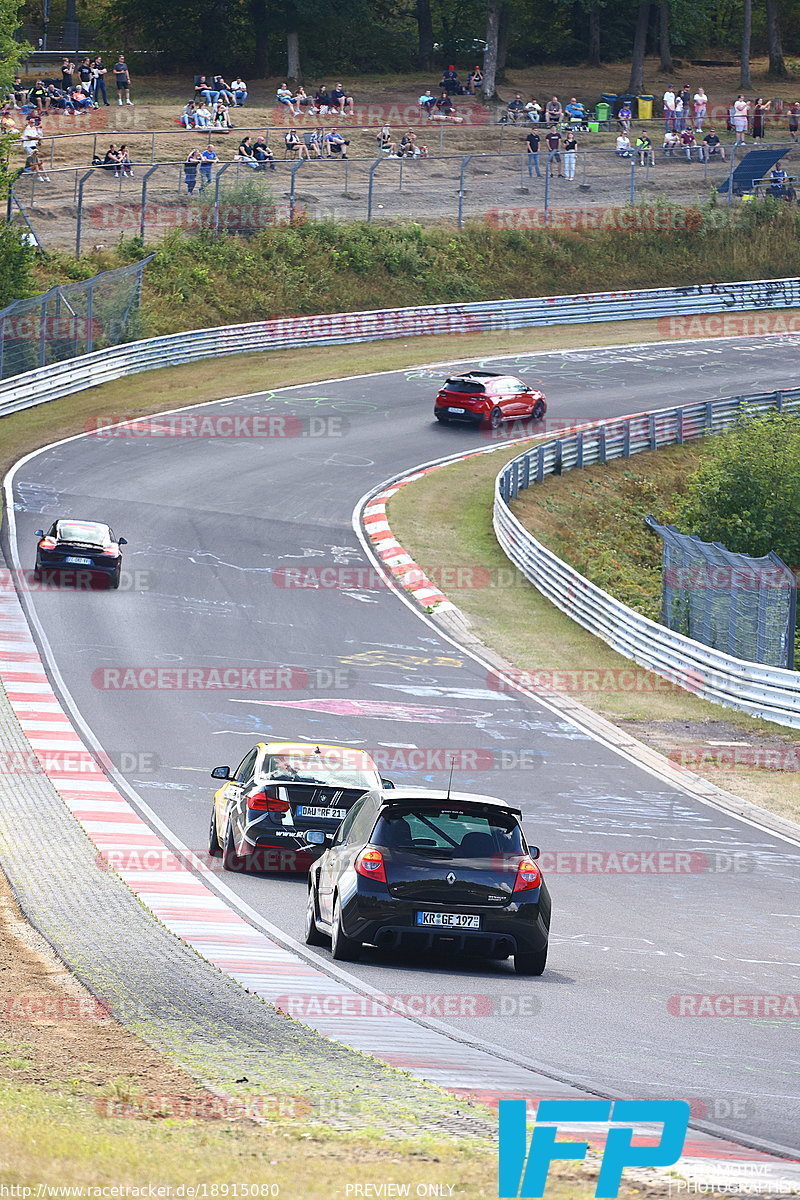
[765,0,786,77]
[415,0,434,71]
[482,0,500,101]
[659,0,673,72]
[627,0,650,93]
[587,0,601,66]
[249,0,269,75]
[740,0,752,89]
[286,0,300,80]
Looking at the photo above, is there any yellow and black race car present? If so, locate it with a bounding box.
[209,741,388,874]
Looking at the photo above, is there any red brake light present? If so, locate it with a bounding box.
[248,789,290,813]
[38,537,57,550]
[355,846,387,883]
[101,545,119,557]
[513,856,542,892]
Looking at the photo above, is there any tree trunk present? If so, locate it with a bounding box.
[740,0,752,89]
[587,0,601,67]
[627,0,650,93]
[249,0,269,76]
[286,2,300,82]
[659,0,673,72]
[415,0,434,71]
[482,0,500,102]
[497,0,511,77]
[765,0,787,76]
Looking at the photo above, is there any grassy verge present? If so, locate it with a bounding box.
[387,447,800,826]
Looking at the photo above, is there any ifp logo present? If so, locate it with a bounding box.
[498,1098,690,1197]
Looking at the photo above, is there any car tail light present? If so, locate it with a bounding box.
[513,856,542,892]
[248,789,290,813]
[101,545,120,557]
[38,537,57,550]
[355,846,387,883]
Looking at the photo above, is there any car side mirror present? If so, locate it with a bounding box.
[306,830,326,845]
[529,845,541,859]
[211,765,231,780]
[118,537,128,546]
[35,529,44,538]
[380,776,395,789]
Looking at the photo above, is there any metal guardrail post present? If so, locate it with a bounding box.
[140,164,160,241]
[86,281,94,354]
[457,155,472,229]
[151,132,156,164]
[38,294,47,368]
[726,147,736,208]
[629,157,636,204]
[289,159,306,224]
[543,169,550,225]
[74,168,94,257]
[367,157,383,222]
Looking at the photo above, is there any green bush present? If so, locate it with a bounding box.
[0,225,36,310]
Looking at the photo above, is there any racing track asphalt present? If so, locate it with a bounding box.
[5,336,800,1157]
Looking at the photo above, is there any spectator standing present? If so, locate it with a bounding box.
[752,97,770,141]
[732,95,749,145]
[673,94,684,132]
[61,58,75,92]
[92,57,109,105]
[693,86,707,131]
[184,148,201,193]
[231,77,248,106]
[679,83,691,122]
[525,128,541,177]
[546,127,562,175]
[662,88,676,131]
[701,128,725,161]
[78,58,92,89]
[562,131,577,178]
[200,144,218,187]
[114,55,133,106]
[789,101,800,141]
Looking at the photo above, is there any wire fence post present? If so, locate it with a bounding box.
[544,167,550,225]
[367,157,382,222]
[151,131,156,163]
[629,156,636,203]
[289,159,306,223]
[86,280,94,354]
[75,168,94,256]
[140,164,160,241]
[39,293,48,368]
[457,154,472,229]
[727,145,736,207]
[0,315,5,381]
[212,161,234,237]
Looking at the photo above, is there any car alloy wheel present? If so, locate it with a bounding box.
[488,406,503,429]
[304,886,327,946]
[331,895,361,961]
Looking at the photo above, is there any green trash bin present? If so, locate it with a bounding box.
[595,102,611,124]
[637,95,654,120]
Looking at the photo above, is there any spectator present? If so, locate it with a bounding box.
[237,135,256,164]
[21,116,42,159]
[789,100,800,142]
[0,107,16,135]
[194,101,212,128]
[376,124,395,154]
[28,80,47,112]
[114,55,133,106]
[545,127,562,175]
[330,82,354,116]
[545,96,562,125]
[673,94,684,132]
[439,65,460,95]
[195,76,218,105]
[615,132,632,157]
[752,97,770,141]
[693,86,707,131]
[285,128,310,159]
[701,128,725,161]
[304,128,324,158]
[184,148,201,193]
[324,127,349,157]
[435,91,454,117]
[662,128,679,156]
[61,57,75,92]
[662,87,675,131]
[295,85,313,114]
[524,98,542,124]
[181,101,197,128]
[680,126,697,159]
[10,77,27,108]
[399,130,421,157]
[69,85,94,112]
[212,99,232,129]
[636,130,654,165]
[118,144,133,177]
[564,97,586,128]
[78,58,92,89]
[200,144,218,186]
[768,159,789,198]
[563,130,578,178]
[213,76,235,104]
[732,95,749,145]
[466,65,483,94]
[253,136,275,169]
[525,128,541,177]
[91,57,109,105]
[314,84,331,114]
[102,143,121,172]
[231,77,248,106]
[505,92,525,123]
[418,88,437,117]
[44,83,69,111]
[276,83,298,115]
[25,146,49,181]
[617,101,632,132]
[679,82,691,117]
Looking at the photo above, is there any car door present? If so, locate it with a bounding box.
[223,747,259,841]
[317,793,372,923]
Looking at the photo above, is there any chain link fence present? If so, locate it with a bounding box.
[645,516,797,669]
[0,258,152,381]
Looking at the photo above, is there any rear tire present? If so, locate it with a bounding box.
[435,413,450,424]
[208,805,222,857]
[331,895,361,961]
[488,406,503,430]
[304,886,327,946]
[110,562,121,589]
[222,821,250,873]
[514,944,548,976]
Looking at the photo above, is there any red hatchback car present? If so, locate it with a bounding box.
[434,371,547,428]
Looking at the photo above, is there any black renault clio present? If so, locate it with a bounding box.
[305,787,551,975]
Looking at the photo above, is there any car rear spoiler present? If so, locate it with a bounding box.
[379,798,523,818]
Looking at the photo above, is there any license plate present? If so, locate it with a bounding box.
[296,805,347,820]
[64,556,93,566]
[416,912,481,929]
[447,407,466,414]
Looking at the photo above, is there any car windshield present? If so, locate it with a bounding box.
[373,806,525,858]
[56,522,110,546]
[260,749,380,790]
[443,380,485,394]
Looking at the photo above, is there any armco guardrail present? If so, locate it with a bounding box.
[493,391,800,728]
[2,276,800,420]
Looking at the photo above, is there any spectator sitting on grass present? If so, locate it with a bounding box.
[231,77,248,106]
[466,65,483,94]
[0,107,16,135]
[330,82,354,116]
[524,98,542,123]
[236,135,257,165]
[662,128,679,155]
[324,128,349,157]
[294,86,313,114]
[701,128,725,161]
[615,132,632,157]
[418,88,436,116]
[118,144,133,176]
[277,83,299,115]
[399,129,425,157]
[253,136,275,169]
[505,93,525,122]
[70,84,95,111]
[376,124,395,154]
[212,98,232,128]
[195,101,212,128]
[10,77,27,108]
[200,143,218,186]
[25,147,49,181]
[314,84,331,114]
[102,143,121,172]
[181,100,197,127]
[285,127,311,158]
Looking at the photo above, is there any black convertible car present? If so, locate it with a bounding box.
[34,519,127,588]
[305,787,551,975]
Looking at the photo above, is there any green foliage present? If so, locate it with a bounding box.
[671,412,800,567]
[0,225,36,309]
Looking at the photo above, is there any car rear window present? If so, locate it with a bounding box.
[260,750,380,791]
[443,380,485,394]
[57,522,109,546]
[372,806,525,858]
